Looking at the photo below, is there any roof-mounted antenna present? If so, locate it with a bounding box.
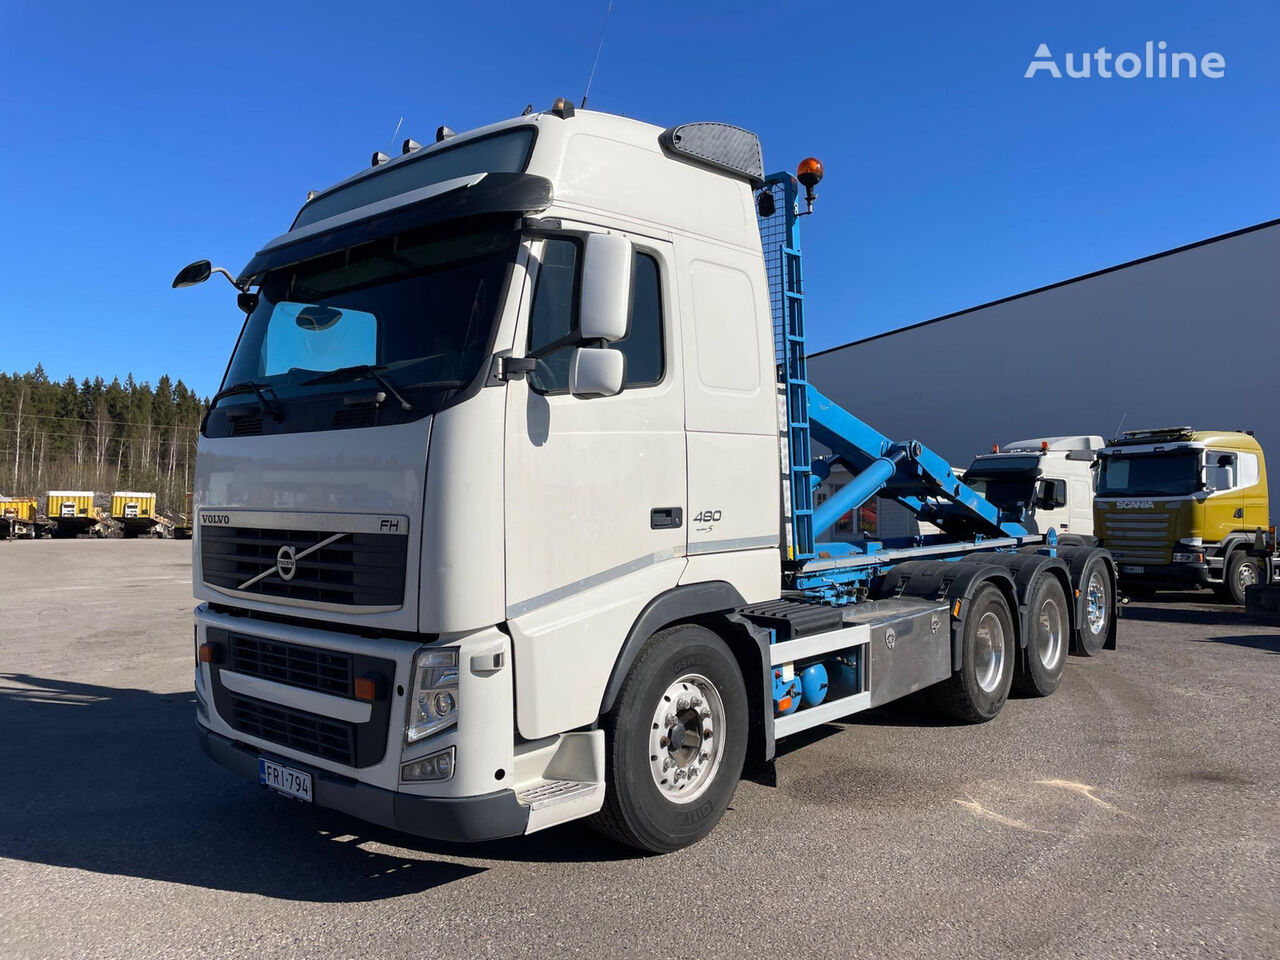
[581,0,615,109]
[387,116,404,155]
[1111,412,1128,442]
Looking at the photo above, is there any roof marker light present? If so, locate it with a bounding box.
[436,126,455,142]
[549,97,575,119]
[371,151,390,167]
[403,138,422,154]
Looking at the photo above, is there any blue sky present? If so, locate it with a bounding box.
[1,0,1276,397]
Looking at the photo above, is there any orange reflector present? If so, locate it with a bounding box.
[952,600,962,617]
[198,643,214,663]
[1075,589,1081,597]
[777,696,793,712]
[354,676,378,701]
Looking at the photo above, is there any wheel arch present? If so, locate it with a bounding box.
[873,560,1019,671]
[600,581,746,717]
[598,581,774,766]
[957,553,1074,647]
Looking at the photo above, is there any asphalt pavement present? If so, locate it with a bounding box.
[1,539,1276,959]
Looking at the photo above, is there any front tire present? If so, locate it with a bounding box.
[591,624,748,853]
[1217,550,1263,606]
[932,583,1015,722]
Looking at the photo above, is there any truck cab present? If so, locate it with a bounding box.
[963,436,1101,541]
[1094,427,1273,603]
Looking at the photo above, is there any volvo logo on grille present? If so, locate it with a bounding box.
[276,545,298,581]
[236,532,346,591]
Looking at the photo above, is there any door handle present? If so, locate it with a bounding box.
[650,507,683,530]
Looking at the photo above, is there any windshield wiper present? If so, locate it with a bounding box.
[302,364,415,412]
[209,380,284,422]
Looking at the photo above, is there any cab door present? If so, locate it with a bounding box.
[502,231,686,619]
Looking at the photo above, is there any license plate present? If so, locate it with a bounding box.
[258,758,313,802]
[1122,565,1145,574]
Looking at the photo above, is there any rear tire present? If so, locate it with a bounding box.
[590,624,748,853]
[1074,558,1112,657]
[1217,550,1262,606]
[1013,576,1068,697]
[932,584,1015,722]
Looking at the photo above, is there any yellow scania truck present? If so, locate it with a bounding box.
[1095,427,1275,604]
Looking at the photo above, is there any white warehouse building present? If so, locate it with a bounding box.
[808,217,1280,514]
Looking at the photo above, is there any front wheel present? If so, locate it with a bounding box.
[1216,550,1263,606]
[590,624,748,853]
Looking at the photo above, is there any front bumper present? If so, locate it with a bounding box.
[1114,560,1211,587]
[196,724,529,841]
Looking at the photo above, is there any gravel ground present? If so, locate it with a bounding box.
[1,539,1277,960]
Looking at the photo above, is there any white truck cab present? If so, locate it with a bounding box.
[180,104,1117,853]
[964,436,1102,542]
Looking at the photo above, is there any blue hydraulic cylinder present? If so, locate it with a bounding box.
[811,450,906,539]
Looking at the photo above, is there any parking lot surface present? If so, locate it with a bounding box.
[1,539,1277,959]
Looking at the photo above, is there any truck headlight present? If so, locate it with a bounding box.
[1173,538,1205,563]
[406,648,459,742]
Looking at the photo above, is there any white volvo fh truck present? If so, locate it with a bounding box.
[179,102,1118,852]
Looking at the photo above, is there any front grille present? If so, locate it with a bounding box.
[206,626,395,769]
[201,526,408,607]
[1099,511,1173,563]
[228,693,356,765]
[230,634,353,696]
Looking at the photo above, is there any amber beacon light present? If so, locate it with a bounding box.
[796,157,824,213]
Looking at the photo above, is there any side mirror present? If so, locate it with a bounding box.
[172,260,212,288]
[579,233,632,342]
[568,347,625,399]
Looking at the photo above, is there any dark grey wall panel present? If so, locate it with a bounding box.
[808,223,1280,510]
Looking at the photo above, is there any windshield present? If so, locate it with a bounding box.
[220,219,517,419]
[1097,450,1201,497]
[965,474,1036,512]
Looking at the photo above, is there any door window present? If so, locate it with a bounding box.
[527,239,665,393]
[1207,451,1238,492]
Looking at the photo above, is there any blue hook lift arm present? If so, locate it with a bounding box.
[805,385,1027,541]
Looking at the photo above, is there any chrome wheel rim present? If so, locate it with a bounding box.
[1036,594,1065,670]
[973,611,1006,694]
[1086,571,1108,634]
[648,674,726,804]
[1238,561,1258,593]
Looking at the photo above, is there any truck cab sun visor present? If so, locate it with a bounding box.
[237,172,553,284]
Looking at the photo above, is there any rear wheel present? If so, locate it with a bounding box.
[1074,558,1112,656]
[932,583,1015,722]
[1013,576,1068,697]
[1216,550,1263,606]
[590,624,748,853]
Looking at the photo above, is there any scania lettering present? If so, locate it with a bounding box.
[178,103,1119,852]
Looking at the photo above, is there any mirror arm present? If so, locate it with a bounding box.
[211,266,249,292]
